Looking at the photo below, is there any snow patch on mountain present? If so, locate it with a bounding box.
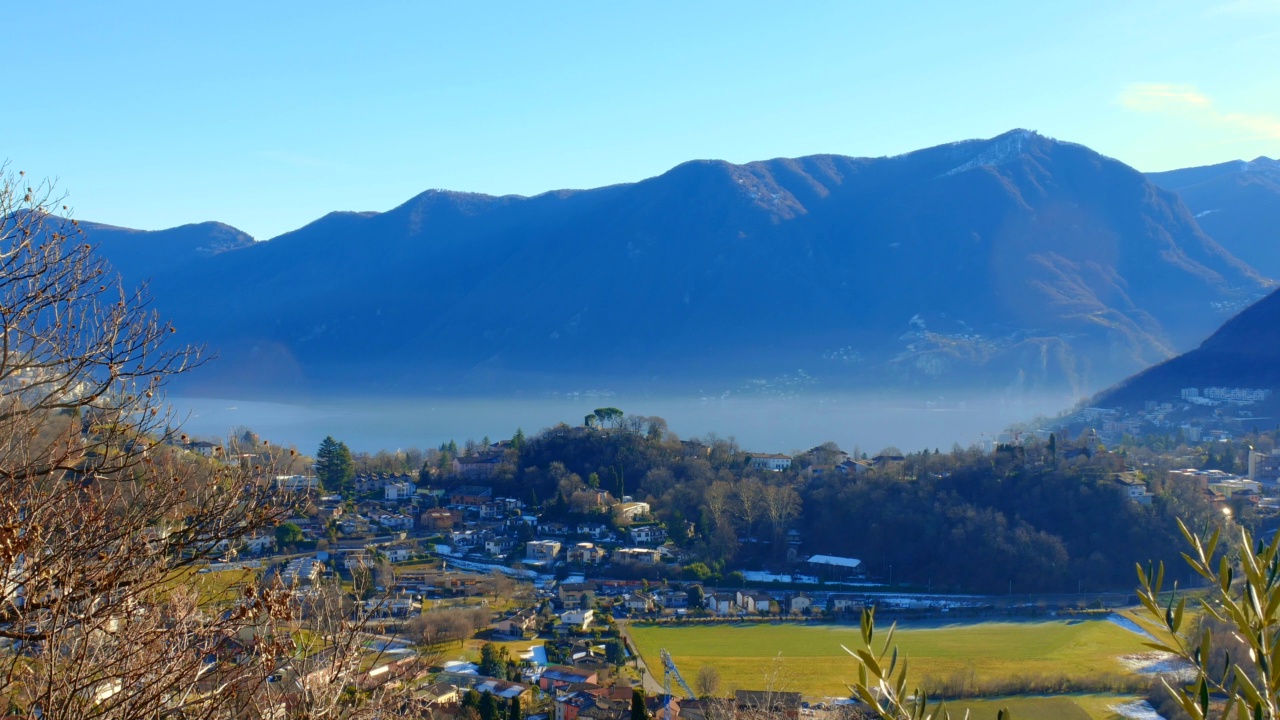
[941,130,1035,177]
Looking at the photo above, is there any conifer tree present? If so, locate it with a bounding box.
[631,688,647,720]
[315,435,354,492]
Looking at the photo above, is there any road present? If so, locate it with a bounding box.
[617,620,666,695]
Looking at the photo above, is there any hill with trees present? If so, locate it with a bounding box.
[1092,284,1280,411]
[452,415,1218,595]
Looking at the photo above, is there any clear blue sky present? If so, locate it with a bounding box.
[5,0,1278,239]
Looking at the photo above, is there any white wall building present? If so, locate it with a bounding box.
[747,453,792,471]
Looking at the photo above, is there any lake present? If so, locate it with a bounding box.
[168,392,1077,454]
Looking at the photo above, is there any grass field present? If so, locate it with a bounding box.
[629,617,1153,699]
[164,566,257,605]
[946,693,1143,720]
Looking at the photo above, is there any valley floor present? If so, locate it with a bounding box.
[629,614,1166,711]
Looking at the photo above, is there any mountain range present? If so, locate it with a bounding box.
[76,130,1273,400]
[78,219,254,290]
[1148,157,1280,279]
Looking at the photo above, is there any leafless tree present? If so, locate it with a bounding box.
[762,484,801,547]
[695,665,721,698]
[0,169,410,718]
[732,478,766,540]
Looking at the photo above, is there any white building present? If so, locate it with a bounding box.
[613,547,661,565]
[281,558,324,585]
[486,537,516,556]
[274,475,320,492]
[526,540,562,563]
[378,513,415,531]
[559,608,594,630]
[705,592,735,614]
[613,501,650,522]
[244,535,277,554]
[385,481,417,502]
[384,545,413,563]
[1114,472,1152,506]
[746,453,792,471]
[628,525,667,545]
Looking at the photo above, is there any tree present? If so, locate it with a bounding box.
[275,521,304,546]
[683,563,712,582]
[732,478,766,541]
[479,642,509,678]
[478,690,499,720]
[695,665,721,698]
[315,435,354,493]
[463,689,480,709]
[762,484,801,548]
[605,638,626,665]
[631,688,648,720]
[0,174,430,717]
[508,696,522,720]
[687,583,706,609]
[0,171,413,717]
[594,407,624,429]
[487,569,516,601]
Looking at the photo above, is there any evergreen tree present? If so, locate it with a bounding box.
[605,638,626,665]
[631,688,647,720]
[479,643,508,678]
[478,691,498,720]
[508,697,521,720]
[274,522,303,546]
[462,689,480,709]
[315,436,355,493]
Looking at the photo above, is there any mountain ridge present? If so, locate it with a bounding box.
[73,130,1271,399]
[1148,157,1280,278]
[1091,283,1280,410]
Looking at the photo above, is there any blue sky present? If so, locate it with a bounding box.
[5,0,1278,239]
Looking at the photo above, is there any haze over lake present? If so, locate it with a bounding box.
[170,392,1078,454]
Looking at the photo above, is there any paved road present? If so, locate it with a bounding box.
[617,621,665,695]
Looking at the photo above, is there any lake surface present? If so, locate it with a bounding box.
[169,392,1077,454]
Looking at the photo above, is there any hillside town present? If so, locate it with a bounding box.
[1064,386,1275,446]
[158,419,896,719]
[144,395,1280,719]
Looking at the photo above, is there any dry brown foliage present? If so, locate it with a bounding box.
[0,168,421,718]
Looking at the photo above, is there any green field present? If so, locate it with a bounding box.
[947,694,1142,720]
[629,617,1153,699]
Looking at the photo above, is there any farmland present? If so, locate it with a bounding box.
[946,694,1148,720]
[627,616,1156,700]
